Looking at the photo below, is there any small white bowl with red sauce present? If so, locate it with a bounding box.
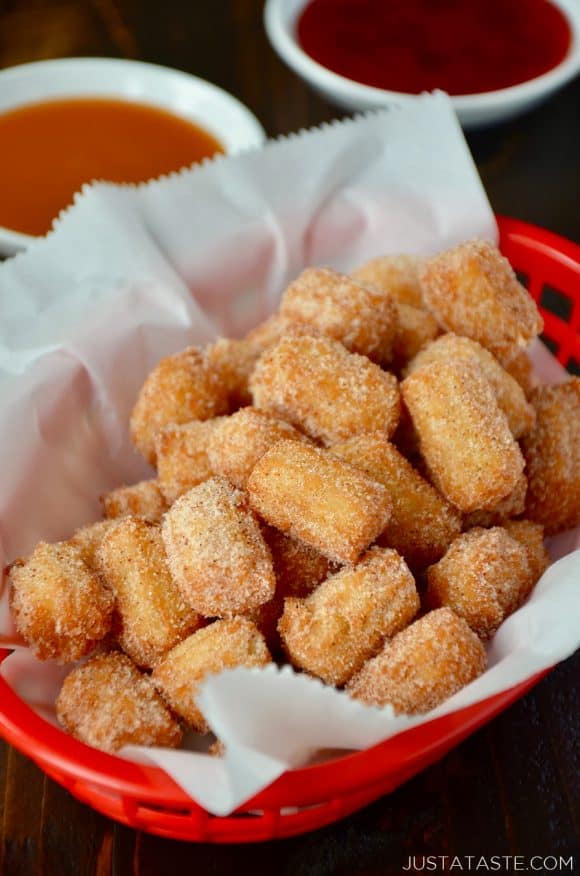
[0,58,265,257]
[265,0,580,128]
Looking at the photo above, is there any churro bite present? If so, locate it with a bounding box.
[162,477,275,616]
[130,346,229,464]
[391,303,439,371]
[463,472,527,529]
[347,608,486,714]
[279,547,419,686]
[9,541,113,662]
[331,433,462,570]
[208,407,308,489]
[426,527,534,638]
[503,519,550,583]
[56,652,182,753]
[521,379,580,535]
[419,239,543,365]
[155,419,224,504]
[248,440,392,564]
[262,526,337,598]
[97,517,202,669]
[101,479,168,523]
[206,338,262,409]
[351,254,424,308]
[69,518,119,570]
[250,334,400,445]
[280,267,398,364]
[405,333,535,438]
[401,360,525,513]
[152,618,272,732]
[504,350,539,397]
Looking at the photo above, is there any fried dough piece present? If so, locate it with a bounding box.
[504,350,539,397]
[391,303,439,371]
[331,433,462,570]
[101,479,168,523]
[245,313,325,350]
[521,379,580,535]
[130,346,229,464]
[208,407,308,489]
[280,267,398,363]
[279,547,419,686]
[426,528,534,638]
[347,608,486,714]
[351,254,424,307]
[463,472,527,529]
[155,419,224,504]
[250,334,400,445]
[69,519,119,570]
[405,333,535,438]
[57,652,182,753]
[152,618,271,732]
[419,239,543,365]
[97,517,202,669]
[206,338,262,409]
[162,477,275,616]
[401,360,525,513]
[503,519,550,583]
[9,541,113,662]
[248,441,392,564]
[262,526,337,598]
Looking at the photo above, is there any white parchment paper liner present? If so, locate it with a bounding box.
[0,93,578,816]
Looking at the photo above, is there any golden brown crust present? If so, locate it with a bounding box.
[391,302,440,372]
[101,479,168,523]
[250,334,400,445]
[426,528,534,638]
[161,477,276,616]
[279,547,419,686]
[462,472,527,529]
[261,525,337,598]
[280,267,399,364]
[330,432,462,570]
[247,440,392,564]
[97,517,202,668]
[155,419,224,504]
[521,379,580,535]
[401,360,525,513]
[503,519,550,584]
[205,338,262,410]
[351,254,425,308]
[504,350,539,398]
[9,541,113,663]
[347,608,486,714]
[152,618,271,732]
[130,346,229,464]
[208,407,309,489]
[69,519,120,571]
[56,652,182,753]
[419,239,543,365]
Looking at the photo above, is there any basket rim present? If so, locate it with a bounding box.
[0,213,577,813]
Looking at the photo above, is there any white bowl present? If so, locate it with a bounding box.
[265,0,580,129]
[0,58,265,256]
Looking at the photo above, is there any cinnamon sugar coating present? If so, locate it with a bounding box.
[152,618,271,732]
[57,652,182,753]
[9,541,113,662]
[405,333,535,438]
[101,479,168,523]
[419,239,543,365]
[401,360,525,513]
[162,477,275,616]
[462,472,527,529]
[247,440,392,564]
[279,547,419,686]
[155,419,224,504]
[391,302,440,372]
[250,334,400,445]
[521,379,580,535]
[130,346,229,464]
[280,267,399,364]
[97,517,202,669]
[347,608,486,714]
[206,338,262,410]
[504,350,539,398]
[331,432,461,570]
[426,527,534,638]
[208,407,309,489]
[69,518,119,570]
[503,519,550,584]
[351,254,425,308]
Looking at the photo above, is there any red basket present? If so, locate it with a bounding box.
[0,216,578,843]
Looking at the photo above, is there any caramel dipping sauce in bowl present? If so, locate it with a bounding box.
[0,58,265,256]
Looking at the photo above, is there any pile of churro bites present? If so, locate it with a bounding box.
[8,239,580,755]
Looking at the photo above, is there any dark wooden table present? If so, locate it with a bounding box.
[1,2,579,874]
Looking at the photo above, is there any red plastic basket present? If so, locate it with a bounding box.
[0,216,578,843]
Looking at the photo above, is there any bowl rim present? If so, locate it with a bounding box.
[0,57,266,253]
[264,0,580,109]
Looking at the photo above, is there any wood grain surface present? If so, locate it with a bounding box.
[1,2,579,873]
